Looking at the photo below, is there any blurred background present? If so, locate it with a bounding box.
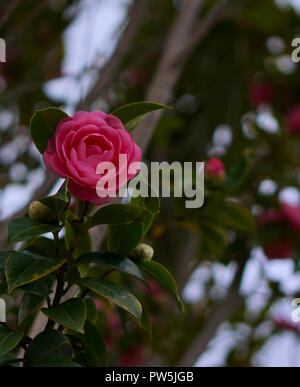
[2,0,300,366]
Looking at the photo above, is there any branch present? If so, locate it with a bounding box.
[80,0,148,109]
[133,0,234,151]
[178,258,247,366]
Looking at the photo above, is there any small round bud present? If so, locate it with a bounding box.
[131,243,154,261]
[204,158,226,186]
[28,201,57,224]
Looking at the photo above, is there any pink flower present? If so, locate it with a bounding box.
[43,111,141,205]
[204,158,225,185]
[248,82,274,108]
[286,104,300,135]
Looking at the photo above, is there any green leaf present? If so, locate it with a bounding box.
[0,251,14,271]
[22,276,54,298]
[130,174,160,235]
[39,179,70,215]
[24,329,72,367]
[22,237,57,258]
[7,216,61,244]
[42,299,87,333]
[199,222,229,259]
[76,251,148,287]
[84,299,98,324]
[86,204,148,229]
[5,251,66,293]
[0,326,24,357]
[84,321,108,366]
[29,107,68,154]
[78,279,142,322]
[111,102,172,132]
[138,260,184,314]
[18,292,44,329]
[218,200,256,234]
[140,304,152,339]
[224,149,252,191]
[107,222,144,255]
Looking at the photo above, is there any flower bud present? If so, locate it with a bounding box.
[131,243,154,261]
[28,201,57,224]
[204,158,225,186]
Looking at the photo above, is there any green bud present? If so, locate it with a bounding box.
[131,243,154,261]
[28,201,57,224]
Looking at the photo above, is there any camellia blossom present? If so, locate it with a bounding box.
[43,111,141,205]
[204,158,226,185]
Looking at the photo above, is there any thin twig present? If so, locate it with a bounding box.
[133,0,234,152]
[80,0,148,109]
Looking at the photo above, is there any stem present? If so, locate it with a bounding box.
[99,268,115,279]
[53,231,60,258]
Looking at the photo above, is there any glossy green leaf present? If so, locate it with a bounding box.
[0,325,24,357]
[111,102,172,132]
[130,174,159,235]
[39,179,70,215]
[76,251,147,286]
[84,299,98,324]
[0,251,14,271]
[107,222,144,255]
[218,200,256,234]
[5,251,66,293]
[224,149,252,191]
[140,304,152,339]
[199,222,229,259]
[22,276,54,298]
[86,204,147,229]
[84,321,108,366]
[18,292,44,328]
[7,216,61,244]
[78,279,142,322]
[29,107,68,154]
[138,260,184,314]
[24,329,72,367]
[42,299,87,333]
[22,237,57,258]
